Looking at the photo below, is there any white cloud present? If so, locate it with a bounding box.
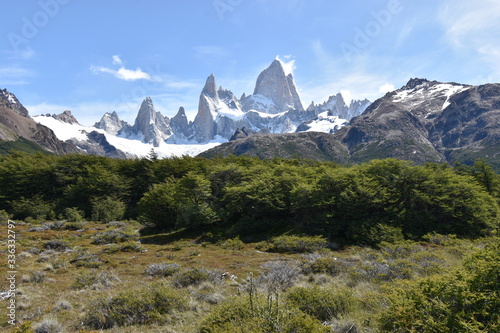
[439,0,500,80]
[275,55,296,76]
[340,90,352,104]
[379,83,395,94]
[0,66,35,85]
[112,55,123,65]
[91,65,151,81]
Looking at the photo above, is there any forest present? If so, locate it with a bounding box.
[0,152,498,245]
[0,152,499,332]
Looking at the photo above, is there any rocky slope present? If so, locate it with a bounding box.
[0,89,79,154]
[200,79,500,170]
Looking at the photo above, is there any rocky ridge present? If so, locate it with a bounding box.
[200,78,500,171]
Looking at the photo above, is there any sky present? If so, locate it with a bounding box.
[1,0,500,126]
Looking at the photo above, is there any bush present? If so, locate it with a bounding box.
[301,255,340,275]
[286,286,354,322]
[0,209,12,222]
[172,268,220,288]
[43,240,70,251]
[256,260,301,291]
[145,263,181,277]
[28,271,46,283]
[63,207,85,222]
[33,318,63,333]
[199,294,329,333]
[84,282,188,329]
[378,241,500,332]
[73,270,120,290]
[11,195,55,220]
[267,235,327,253]
[91,228,137,245]
[90,196,126,222]
[219,236,245,250]
[70,250,104,268]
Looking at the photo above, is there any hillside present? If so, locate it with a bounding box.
[200,79,500,171]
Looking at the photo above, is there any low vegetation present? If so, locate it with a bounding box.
[0,153,499,331]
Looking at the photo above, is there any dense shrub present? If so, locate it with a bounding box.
[73,270,120,289]
[91,228,137,245]
[379,240,500,332]
[33,318,63,333]
[90,196,126,222]
[0,209,12,222]
[198,294,330,333]
[286,286,354,321]
[256,260,301,291]
[10,195,55,220]
[173,268,211,288]
[63,207,85,222]
[145,263,181,277]
[0,154,498,245]
[267,235,328,253]
[219,236,245,250]
[43,240,70,251]
[84,282,188,329]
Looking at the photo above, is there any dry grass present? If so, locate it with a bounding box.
[0,219,486,332]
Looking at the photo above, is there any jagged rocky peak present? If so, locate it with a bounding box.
[94,111,126,135]
[202,74,219,100]
[402,78,430,90]
[170,106,189,132]
[230,127,255,141]
[252,59,304,112]
[134,97,157,129]
[0,88,29,117]
[218,86,240,109]
[132,96,172,146]
[53,110,80,125]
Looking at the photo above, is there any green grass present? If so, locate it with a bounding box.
[0,137,50,155]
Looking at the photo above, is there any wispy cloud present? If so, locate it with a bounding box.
[193,46,229,58]
[275,55,296,76]
[91,65,151,81]
[439,0,500,79]
[112,55,123,65]
[0,66,35,85]
[91,55,152,81]
[302,39,403,104]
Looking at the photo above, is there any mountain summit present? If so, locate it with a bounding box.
[251,59,304,113]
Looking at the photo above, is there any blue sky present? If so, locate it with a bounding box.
[1,0,500,125]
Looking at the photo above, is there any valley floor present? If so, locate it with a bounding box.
[1,219,498,332]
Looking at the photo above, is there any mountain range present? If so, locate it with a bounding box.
[1,59,499,170]
[201,78,500,171]
[2,59,370,158]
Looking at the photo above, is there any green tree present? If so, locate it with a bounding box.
[91,196,126,222]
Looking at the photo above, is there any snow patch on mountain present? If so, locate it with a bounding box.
[33,115,225,158]
[302,111,348,133]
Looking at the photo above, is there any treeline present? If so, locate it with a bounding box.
[0,152,499,245]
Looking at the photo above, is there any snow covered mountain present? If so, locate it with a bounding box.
[30,59,371,158]
[1,89,79,154]
[34,113,223,158]
[201,78,500,170]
